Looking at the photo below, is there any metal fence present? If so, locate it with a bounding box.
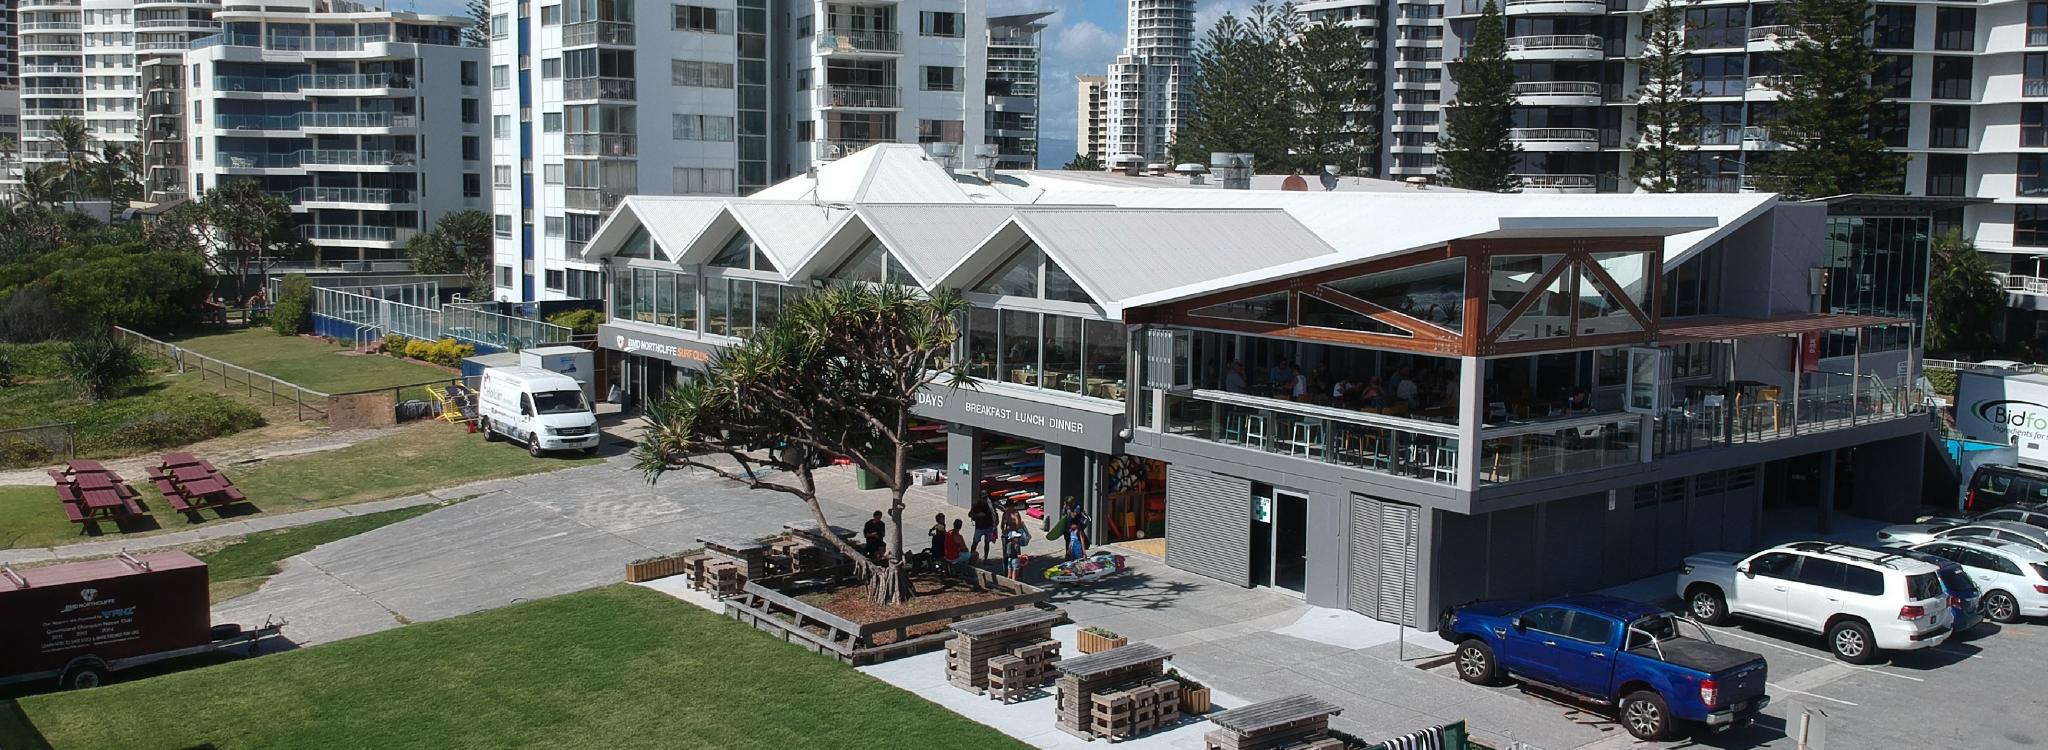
[444,303,573,351]
[0,422,78,467]
[309,288,571,352]
[113,326,333,420]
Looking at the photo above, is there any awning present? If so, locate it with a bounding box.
[1659,312,1913,341]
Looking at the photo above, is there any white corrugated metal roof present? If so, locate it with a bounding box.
[581,196,728,263]
[750,144,1008,204]
[992,208,1338,313]
[858,204,1019,284]
[725,203,851,274]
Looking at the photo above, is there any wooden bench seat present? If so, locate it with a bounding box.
[163,492,192,512]
[61,502,88,523]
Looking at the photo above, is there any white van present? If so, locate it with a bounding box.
[477,366,601,457]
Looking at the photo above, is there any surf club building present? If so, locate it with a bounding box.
[582,145,1936,628]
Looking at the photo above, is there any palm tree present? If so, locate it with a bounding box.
[89,144,139,208]
[17,164,66,208]
[45,116,93,211]
[0,136,17,190]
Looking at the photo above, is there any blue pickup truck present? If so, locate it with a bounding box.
[1445,594,1771,741]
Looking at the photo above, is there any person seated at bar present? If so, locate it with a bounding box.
[1288,364,1310,401]
[1224,360,1248,393]
[1394,365,1420,409]
[1268,358,1294,395]
[1359,377,1387,409]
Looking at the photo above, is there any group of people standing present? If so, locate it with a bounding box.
[860,501,1093,581]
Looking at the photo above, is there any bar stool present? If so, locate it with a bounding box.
[1243,414,1268,449]
[1286,420,1325,459]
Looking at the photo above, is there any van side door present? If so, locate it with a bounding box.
[519,393,536,437]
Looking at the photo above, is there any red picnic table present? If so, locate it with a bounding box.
[73,472,116,491]
[160,452,200,467]
[169,465,214,484]
[64,459,107,475]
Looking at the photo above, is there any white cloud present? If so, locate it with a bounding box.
[1193,0,1257,39]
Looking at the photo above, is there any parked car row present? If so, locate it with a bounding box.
[1678,541,1957,665]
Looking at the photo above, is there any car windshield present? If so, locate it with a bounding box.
[532,390,587,415]
[1626,614,1677,651]
[1906,573,1942,601]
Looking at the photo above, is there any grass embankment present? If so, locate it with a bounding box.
[197,503,444,602]
[166,326,453,395]
[0,342,264,467]
[0,422,599,551]
[0,585,1030,750]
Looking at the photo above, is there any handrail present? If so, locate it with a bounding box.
[1482,410,1635,439]
[1191,388,1461,437]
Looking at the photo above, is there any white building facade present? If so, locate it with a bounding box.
[183,5,484,264]
[985,11,1046,169]
[1103,0,1193,165]
[1075,73,1105,165]
[494,0,987,304]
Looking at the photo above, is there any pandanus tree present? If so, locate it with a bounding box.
[635,284,969,604]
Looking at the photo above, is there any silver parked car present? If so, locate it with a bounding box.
[1939,521,2048,555]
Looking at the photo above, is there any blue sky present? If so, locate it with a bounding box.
[402,0,1252,167]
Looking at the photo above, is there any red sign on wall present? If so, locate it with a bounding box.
[1800,332,1822,373]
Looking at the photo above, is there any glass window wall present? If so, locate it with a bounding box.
[961,306,1128,401]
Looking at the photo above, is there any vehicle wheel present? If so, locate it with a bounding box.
[1688,585,1730,626]
[480,418,497,441]
[1985,590,2022,624]
[1828,619,1879,664]
[61,662,108,691]
[1455,639,1502,686]
[528,435,545,458]
[1619,690,1673,741]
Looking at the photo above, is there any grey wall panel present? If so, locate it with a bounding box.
[1307,491,1347,609]
[1486,505,1542,600]
[1164,466,1252,587]
[1542,493,1605,595]
[1434,509,1489,610]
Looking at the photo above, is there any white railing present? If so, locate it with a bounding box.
[19,21,82,31]
[1514,173,1597,189]
[1509,127,1599,142]
[1995,271,2048,296]
[293,186,413,204]
[1513,81,1601,97]
[300,224,416,243]
[1506,34,1603,51]
[1748,25,1796,43]
[2027,78,2048,97]
[136,18,219,28]
[560,20,634,46]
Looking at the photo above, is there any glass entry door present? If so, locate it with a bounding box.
[1250,486,1309,595]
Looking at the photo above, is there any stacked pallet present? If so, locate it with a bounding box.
[943,608,1066,694]
[1051,642,1175,741]
[1089,676,1182,741]
[986,638,1061,702]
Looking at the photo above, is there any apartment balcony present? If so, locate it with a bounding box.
[22,86,83,97]
[2032,27,2048,47]
[819,84,900,110]
[563,77,635,102]
[300,224,416,245]
[292,186,415,207]
[1512,80,1600,106]
[1742,125,1783,149]
[22,42,83,53]
[2026,77,2048,98]
[564,133,638,157]
[816,28,901,56]
[1163,390,1465,487]
[215,152,300,169]
[214,74,300,93]
[194,33,403,53]
[1747,25,1797,49]
[1693,124,1744,147]
[136,18,220,29]
[19,0,83,7]
[24,65,85,75]
[1514,173,1598,193]
[1508,127,1599,151]
[1680,174,1749,193]
[19,21,82,31]
[563,187,625,212]
[817,139,886,161]
[298,111,418,130]
[1503,0,1604,14]
[561,20,634,47]
[133,0,222,8]
[25,108,85,118]
[1505,34,1603,61]
[299,149,416,168]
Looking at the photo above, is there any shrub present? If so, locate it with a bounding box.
[381,333,409,357]
[1926,368,1958,397]
[62,335,143,402]
[270,274,313,336]
[546,308,605,335]
[104,405,264,451]
[426,338,475,367]
[0,437,54,468]
[0,287,79,342]
[0,350,14,387]
[403,339,433,361]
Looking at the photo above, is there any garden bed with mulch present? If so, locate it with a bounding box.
[799,574,1016,645]
[727,568,1056,665]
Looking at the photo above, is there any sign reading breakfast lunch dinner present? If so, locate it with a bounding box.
[962,400,1087,434]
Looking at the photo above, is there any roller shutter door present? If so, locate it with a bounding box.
[1348,495,1420,623]
[1164,467,1251,586]
[1348,496,1382,619]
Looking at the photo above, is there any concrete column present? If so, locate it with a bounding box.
[1043,445,1086,524]
[945,424,981,510]
[1817,448,1837,534]
[1456,357,1483,490]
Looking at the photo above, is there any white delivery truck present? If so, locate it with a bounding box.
[477,366,602,457]
[1955,367,2048,468]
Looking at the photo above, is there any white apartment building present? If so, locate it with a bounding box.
[183,4,484,264]
[985,11,1045,169]
[1298,0,1390,175]
[1103,0,1192,165]
[1075,73,1105,164]
[494,0,987,304]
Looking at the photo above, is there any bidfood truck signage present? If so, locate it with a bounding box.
[1956,369,2048,467]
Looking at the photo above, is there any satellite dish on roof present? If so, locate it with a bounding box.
[1319,169,1339,191]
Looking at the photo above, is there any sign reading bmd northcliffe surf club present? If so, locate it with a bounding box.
[598,324,716,366]
[911,386,1124,453]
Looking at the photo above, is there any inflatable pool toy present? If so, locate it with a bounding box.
[1044,551,1127,584]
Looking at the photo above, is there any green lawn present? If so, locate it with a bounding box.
[0,422,599,551]
[0,585,1029,750]
[199,503,444,603]
[167,326,453,395]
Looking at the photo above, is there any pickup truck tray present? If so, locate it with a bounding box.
[1626,637,1759,674]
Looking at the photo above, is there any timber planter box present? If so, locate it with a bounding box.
[625,550,700,583]
[1168,669,1212,713]
[1077,627,1127,655]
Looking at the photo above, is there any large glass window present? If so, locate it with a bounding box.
[829,236,914,286]
[1821,216,1930,356]
[969,244,1094,304]
[1873,4,1915,49]
[673,273,698,330]
[2018,205,2048,248]
[965,307,999,379]
[2027,103,2048,146]
[1083,319,1128,400]
[1000,309,1040,383]
[1932,56,1972,99]
[727,278,756,338]
[1487,255,1568,337]
[1930,105,1970,149]
[705,278,729,335]
[709,230,777,272]
[1935,7,1974,51]
[1661,245,1721,318]
[1321,259,1465,332]
[1044,315,1083,394]
[632,268,657,323]
[2024,155,2048,198]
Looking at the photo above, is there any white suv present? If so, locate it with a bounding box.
[1907,538,2048,623]
[1677,541,1955,664]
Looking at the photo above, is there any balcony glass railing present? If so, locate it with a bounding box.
[1508,127,1598,143]
[1514,173,1597,189]
[820,84,900,108]
[24,65,85,74]
[214,75,298,92]
[564,187,623,211]
[1513,81,1600,97]
[563,77,635,101]
[1653,374,1923,457]
[293,186,413,204]
[135,18,219,28]
[1478,413,1642,484]
[815,27,902,53]
[1505,34,1602,52]
[300,224,414,243]
[564,133,637,157]
[561,20,634,46]
[1748,25,1795,42]
[1164,390,1463,486]
[299,111,415,128]
[300,149,413,166]
[817,139,885,160]
[299,72,415,90]
[2027,77,2048,97]
[215,152,299,168]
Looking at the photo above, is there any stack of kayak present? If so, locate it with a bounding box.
[980,442,1046,515]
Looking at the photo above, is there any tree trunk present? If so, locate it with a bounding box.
[866,559,914,605]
